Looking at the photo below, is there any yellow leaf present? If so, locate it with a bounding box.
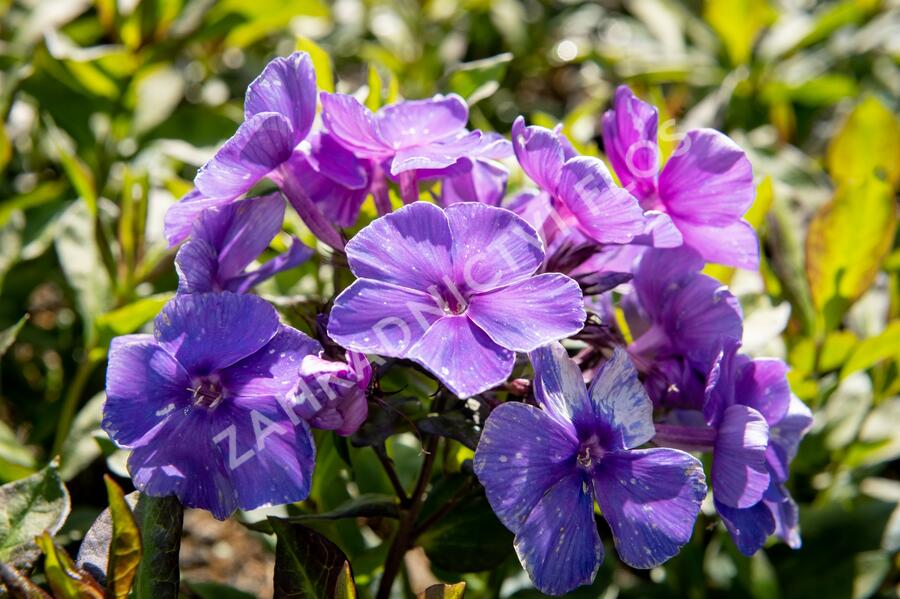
[297,36,334,93]
[417,582,466,599]
[704,0,776,65]
[826,96,900,188]
[36,532,103,599]
[104,475,142,599]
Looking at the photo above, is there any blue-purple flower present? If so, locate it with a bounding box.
[602,85,758,269]
[103,292,321,519]
[475,344,707,595]
[416,132,513,206]
[174,192,312,294]
[326,201,586,397]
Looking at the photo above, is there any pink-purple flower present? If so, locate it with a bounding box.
[326,201,586,397]
[602,85,759,269]
[475,344,707,595]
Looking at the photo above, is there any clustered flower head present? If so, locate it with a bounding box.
[104,51,812,595]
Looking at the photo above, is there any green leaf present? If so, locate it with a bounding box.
[704,0,776,65]
[44,119,98,216]
[447,53,512,105]
[133,494,183,599]
[269,518,351,599]
[417,582,466,599]
[0,460,71,570]
[95,293,173,347]
[104,475,142,599]
[245,494,399,533]
[805,176,897,330]
[55,201,113,331]
[841,320,900,380]
[0,315,27,358]
[418,492,513,573]
[827,96,900,188]
[35,531,104,599]
[334,561,357,599]
[185,581,257,599]
[366,64,383,111]
[0,210,24,291]
[297,37,334,93]
[0,420,37,483]
[59,392,106,481]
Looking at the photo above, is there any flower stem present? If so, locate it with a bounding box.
[374,444,409,505]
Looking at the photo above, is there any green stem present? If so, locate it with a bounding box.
[134,495,183,599]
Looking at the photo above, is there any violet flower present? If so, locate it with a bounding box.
[511,117,680,251]
[601,85,759,269]
[289,350,372,437]
[103,293,321,519]
[165,52,362,249]
[475,344,707,595]
[174,192,312,294]
[327,201,586,398]
[416,132,513,206]
[319,92,482,209]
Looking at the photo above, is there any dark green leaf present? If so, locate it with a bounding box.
[133,494,182,599]
[269,518,351,599]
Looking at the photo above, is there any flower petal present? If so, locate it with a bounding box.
[163,189,230,247]
[227,237,314,294]
[712,404,771,509]
[304,132,368,189]
[390,130,483,174]
[601,85,659,200]
[467,274,586,352]
[195,112,295,200]
[103,335,192,447]
[557,156,646,244]
[676,218,759,270]
[511,116,565,193]
[345,202,454,292]
[320,92,390,156]
[175,238,219,294]
[528,342,591,433]
[328,279,441,357]
[767,395,813,482]
[219,325,322,398]
[244,51,316,142]
[474,401,580,532]
[764,481,801,549]
[714,498,775,556]
[586,347,656,449]
[377,94,469,148]
[736,357,791,425]
[440,159,509,207]
[514,471,603,596]
[445,202,544,292]
[659,129,754,226]
[154,292,280,375]
[593,448,707,569]
[407,314,514,397]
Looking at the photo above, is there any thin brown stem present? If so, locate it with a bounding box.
[374,444,409,505]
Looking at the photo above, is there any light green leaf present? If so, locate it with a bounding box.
[0,420,36,483]
[0,315,27,358]
[805,176,897,330]
[827,96,900,188]
[417,582,466,599]
[704,0,776,65]
[104,475,142,599]
[297,37,334,93]
[0,460,71,570]
[0,210,24,291]
[95,292,172,347]
[334,561,357,599]
[45,120,98,216]
[36,531,104,599]
[59,392,106,481]
[447,53,512,105]
[366,64,383,111]
[55,201,113,331]
[841,320,900,380]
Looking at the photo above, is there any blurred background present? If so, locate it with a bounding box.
[0,0,898,597]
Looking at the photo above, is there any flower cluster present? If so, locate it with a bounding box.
[104,53,811,595]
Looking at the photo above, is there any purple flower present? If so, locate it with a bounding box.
[704,341,812,554]
[474,344,707,595]
[326,201,586,397]
[289,351,372,436]
[103,292,321,519]
[174,193,312,294]
[320,92,482,208]
[510,116,653,248]
[627,246,743,374]
[601,85,759,269]
[416,132,513,206]
[164,52,356,249]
